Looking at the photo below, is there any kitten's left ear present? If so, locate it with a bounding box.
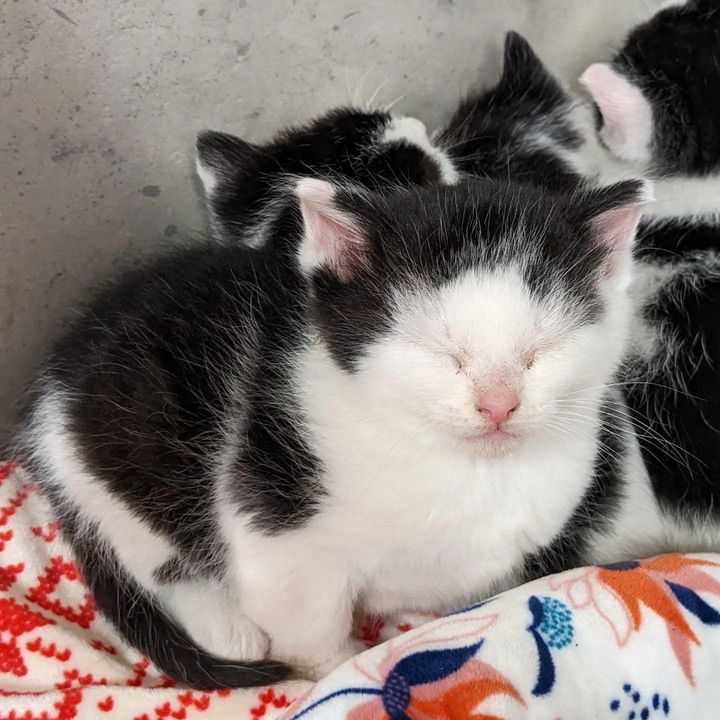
[294,178,369,283]
[500,31,561,94]
[581,179,653,282]
[579,63,654,164]
[195,130,263,198]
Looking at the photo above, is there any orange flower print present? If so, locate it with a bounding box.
[286,615,525,720]
[550,554,720,684]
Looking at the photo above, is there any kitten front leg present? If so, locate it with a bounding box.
[237,543,360,679]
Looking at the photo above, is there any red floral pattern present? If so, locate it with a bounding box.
[0,462,308,719]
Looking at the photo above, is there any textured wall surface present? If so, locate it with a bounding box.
[1,0,666,443]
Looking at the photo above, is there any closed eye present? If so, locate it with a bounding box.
[523,339,558,369]
[449,345,471,373]
[450,353,464,373]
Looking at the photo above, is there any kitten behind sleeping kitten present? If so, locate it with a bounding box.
[196,107,458,246]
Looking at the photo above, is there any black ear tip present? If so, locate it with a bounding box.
[503,30,533,63]
[196,129,231,155]
[195,129,222,162]
[195,129,260,169]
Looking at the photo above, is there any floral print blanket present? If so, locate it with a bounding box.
[283,550,720,720]
[2,460,720,719]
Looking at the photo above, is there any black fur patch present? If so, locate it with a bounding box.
[46,237,323,538]
[636,219,720,259]
[314,178,644,366]
[624,249,720,521]
[613,0,720,175]
[438,32,583,192]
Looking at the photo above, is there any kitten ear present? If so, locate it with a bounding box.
[583,179,653,281]
[579,63,654,164]
[500,31,558,92]
[195,130,263,198]
[294,178,369,283]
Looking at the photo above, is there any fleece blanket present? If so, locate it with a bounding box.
[2,460,720,719]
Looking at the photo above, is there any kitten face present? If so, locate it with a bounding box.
[295,177,648,456]
[354,267,618,456]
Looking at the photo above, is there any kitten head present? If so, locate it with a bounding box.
[196,108,458,243]
[294,176,649,457]
[437,31,583,191]
[580,0,720,175]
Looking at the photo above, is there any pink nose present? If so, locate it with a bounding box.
[475,386,520,426]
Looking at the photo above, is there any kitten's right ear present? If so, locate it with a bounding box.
[294,178,369,283]
[500,31,558,92]
[195,130,263,198]
[578,179,653,285]
[579,63,654,164]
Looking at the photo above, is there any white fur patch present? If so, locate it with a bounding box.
[580,63,654,165]
[195,157,218,196]
[27,387,174,589]
[157,580,269,660]
[643,174,720,223]
[382,116,460,185]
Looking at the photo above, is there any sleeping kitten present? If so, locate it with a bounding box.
[16,173,647,687]
[196,107,458,246]
[576,0,720,561]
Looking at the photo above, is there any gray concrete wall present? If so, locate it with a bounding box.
[1,0,664,444]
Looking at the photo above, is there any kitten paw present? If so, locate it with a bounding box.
[203,614,270,661]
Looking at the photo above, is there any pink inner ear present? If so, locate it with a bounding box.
[593,204,644,252]
[295,178,367,282]
[580,63,654,163]
[592,202,646,278]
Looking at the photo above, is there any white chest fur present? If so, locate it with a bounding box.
[218,403,599,671]
[310,421,597,614]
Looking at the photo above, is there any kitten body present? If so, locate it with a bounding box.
[579,0,720,560]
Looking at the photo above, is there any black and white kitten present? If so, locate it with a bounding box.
[577,0,720,557]
[17,170,647,687]
[437,31,616,193]
[196,107,458,246]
